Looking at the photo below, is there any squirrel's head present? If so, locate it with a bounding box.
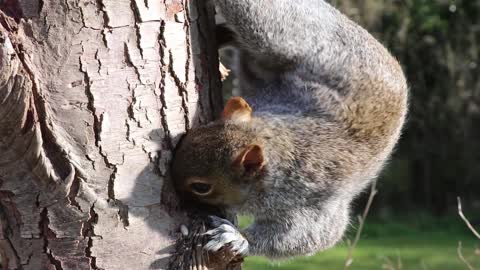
[171,97,266,207]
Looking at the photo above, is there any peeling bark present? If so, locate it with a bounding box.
[0,0,227,269]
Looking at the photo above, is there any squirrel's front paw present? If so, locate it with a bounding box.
[204,215,249,256]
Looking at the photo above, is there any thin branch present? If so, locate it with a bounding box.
[396,250,403,270]
[457,197,480,239]
[457,241,475,270]
[380,252,402,270]
[344,180,378,269]
[381,256,396,270]
[420,260,429,270]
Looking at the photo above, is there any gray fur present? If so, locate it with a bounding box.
[172,0,408,259]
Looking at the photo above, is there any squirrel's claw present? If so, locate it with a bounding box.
[204,216,249,256]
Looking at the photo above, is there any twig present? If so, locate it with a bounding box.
[381,256,396,270]
[457,241,475,270]
[457,197,480,239]
[380,253,402,270]
[420,260,429,270]
[344,180,378,269]
[396,250,403,270]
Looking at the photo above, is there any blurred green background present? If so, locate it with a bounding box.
[221,0,480,269]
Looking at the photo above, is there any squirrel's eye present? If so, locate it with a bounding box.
[189,183,212,196]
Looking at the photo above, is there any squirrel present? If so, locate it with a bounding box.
[171,0,408,259]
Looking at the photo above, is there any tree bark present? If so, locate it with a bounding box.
[0,0,225,269]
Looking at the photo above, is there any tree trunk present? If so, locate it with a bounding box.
[0,0,226,269]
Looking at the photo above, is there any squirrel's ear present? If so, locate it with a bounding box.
[234,144,265,174]
[222,97,252,123]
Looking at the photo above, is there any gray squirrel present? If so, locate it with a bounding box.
[172,0,408,259]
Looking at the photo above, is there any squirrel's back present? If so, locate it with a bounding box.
[230,2,408,196]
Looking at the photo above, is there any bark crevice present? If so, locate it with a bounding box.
[182,0,192,84]
[106,167,130,229]
[123,42,142,83]
[83,204,100,270]
[40,208,64,270]
[158,20,173,149]
[96,0,110,28]
[129,0,144,58]
[79,54,101,148]
[168,50,190,131]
